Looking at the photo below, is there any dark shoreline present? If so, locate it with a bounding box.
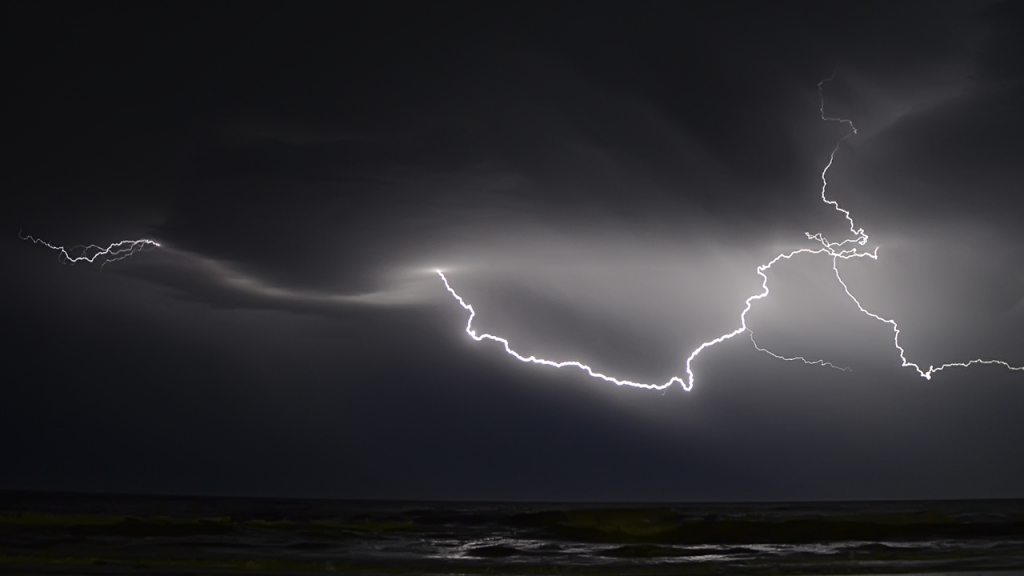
[2,491,1022,575]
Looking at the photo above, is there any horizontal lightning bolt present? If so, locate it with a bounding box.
[438,270,683,390]
[438,76,1023,390]
[19,78,1023,387]
[19,232,160,266]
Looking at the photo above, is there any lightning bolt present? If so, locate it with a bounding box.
[19,232,160,266]
[438,76,1023,390]
[19,79,1023,387]
[438,270,683,390]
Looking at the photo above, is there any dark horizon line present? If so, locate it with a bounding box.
[3,488,1022,507]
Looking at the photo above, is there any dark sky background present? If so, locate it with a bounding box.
[4,1,1023,501]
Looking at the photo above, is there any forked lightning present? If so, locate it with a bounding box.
[437,77,1023,389]
[21,79,1023,388]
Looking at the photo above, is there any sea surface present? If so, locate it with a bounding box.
[1,491,1022,575]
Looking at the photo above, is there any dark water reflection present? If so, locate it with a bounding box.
[1,492,1022,574]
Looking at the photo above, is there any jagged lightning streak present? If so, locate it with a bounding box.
[806,77,1023,380]
[831,256,1024,379]
[19,80,1021,386]
[438,271,683,390]
[438,76,1023,390]
[19,232,160,266]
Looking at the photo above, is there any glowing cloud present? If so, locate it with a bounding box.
[437,78,1023,389]
[20,78,1024,389]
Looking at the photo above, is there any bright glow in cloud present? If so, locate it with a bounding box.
[436,78,1024,390]
[19,78,1024,391]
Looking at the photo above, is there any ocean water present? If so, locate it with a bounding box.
[0,492,1022,575]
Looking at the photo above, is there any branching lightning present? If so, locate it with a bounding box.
[19,232,160,266]
[19,78,1023,388]
[438,77,1024,390]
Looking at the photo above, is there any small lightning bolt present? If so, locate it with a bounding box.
[19,232,160,266]
[438,76,1023,390]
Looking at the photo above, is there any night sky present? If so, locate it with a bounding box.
[5,1,1024,501]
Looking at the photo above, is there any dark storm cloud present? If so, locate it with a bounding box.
[134,0,1010,287]
[5,1,1023,500]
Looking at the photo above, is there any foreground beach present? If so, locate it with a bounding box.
[1,492,1022,574]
